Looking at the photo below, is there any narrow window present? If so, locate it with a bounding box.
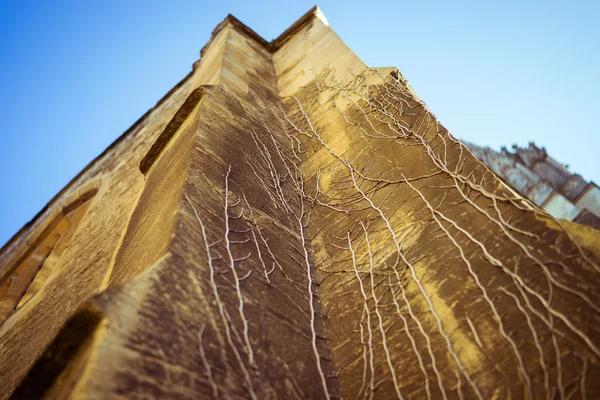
[0,189,97,323]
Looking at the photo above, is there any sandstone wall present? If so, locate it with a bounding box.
[1,7,600,400]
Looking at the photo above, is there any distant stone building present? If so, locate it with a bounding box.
[1,6,600,399]
[466,142,600,229]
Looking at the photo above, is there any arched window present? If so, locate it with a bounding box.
[0,186,98,324]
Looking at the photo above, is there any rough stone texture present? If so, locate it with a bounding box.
[466,141,600,228]
[575,184,600,218]
[1,6,600,400]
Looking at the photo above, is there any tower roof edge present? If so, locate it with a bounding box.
[203,6,329,56]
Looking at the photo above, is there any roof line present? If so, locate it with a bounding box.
[205,6,326,54]
[270,6,326,51]
[0,5,327,253]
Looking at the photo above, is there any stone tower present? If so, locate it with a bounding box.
[466,141,600,229]
[1,7,599,399]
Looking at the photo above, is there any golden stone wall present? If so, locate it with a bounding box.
[1,6,599,399]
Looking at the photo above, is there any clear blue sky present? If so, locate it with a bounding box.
[0,0,599,247]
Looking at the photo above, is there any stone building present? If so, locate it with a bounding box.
[466,141,600,229]
[1,6,599,399]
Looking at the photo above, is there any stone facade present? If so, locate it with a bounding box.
[1,7,600,399]
[466,141,600,229]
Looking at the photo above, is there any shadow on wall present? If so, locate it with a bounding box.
[0,181,101,325]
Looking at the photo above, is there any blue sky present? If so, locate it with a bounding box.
[0,0,598,246]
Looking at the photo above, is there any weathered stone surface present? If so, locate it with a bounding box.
[1,6,600,400]
[466,141,600,227]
